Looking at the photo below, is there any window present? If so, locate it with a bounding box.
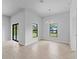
[49,23,58,37]
[32,23,38,38]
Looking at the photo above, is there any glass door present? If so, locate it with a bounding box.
[12,23,19,42]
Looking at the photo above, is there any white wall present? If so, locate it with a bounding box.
[70,0,77,51]
[2,15,11,41]
[11,8,70,46]
[11,9,42,45]
[25,9,42,45]
[42,12,70,44]
[11,9,25,45]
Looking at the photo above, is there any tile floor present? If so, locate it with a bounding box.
[2,40,76,59]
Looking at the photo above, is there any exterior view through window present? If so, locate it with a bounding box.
[32,23,38,38]
[49,23,58,37]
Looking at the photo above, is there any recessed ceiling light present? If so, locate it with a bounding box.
[48,8,51,12]
[40,0,44,3]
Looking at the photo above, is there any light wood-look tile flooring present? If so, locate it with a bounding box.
[2,40,76,59]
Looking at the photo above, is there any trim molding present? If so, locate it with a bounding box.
[39,39,70,45]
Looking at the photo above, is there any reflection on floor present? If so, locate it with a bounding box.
[2,40,76,59]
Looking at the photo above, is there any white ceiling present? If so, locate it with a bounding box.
[2,0,71,17]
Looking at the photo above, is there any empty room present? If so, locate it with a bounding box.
[2,0,77,59]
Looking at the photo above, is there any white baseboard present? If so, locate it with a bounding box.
[39,39,70,45]
[25,39,70,47]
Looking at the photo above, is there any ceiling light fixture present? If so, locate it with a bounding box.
[48,8,51,12]
[40,0,44,3]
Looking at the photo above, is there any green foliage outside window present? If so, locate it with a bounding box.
[49,23,58,37]
[32,24,38,38]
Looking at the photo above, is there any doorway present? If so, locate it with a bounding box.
[12,23,19,42]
